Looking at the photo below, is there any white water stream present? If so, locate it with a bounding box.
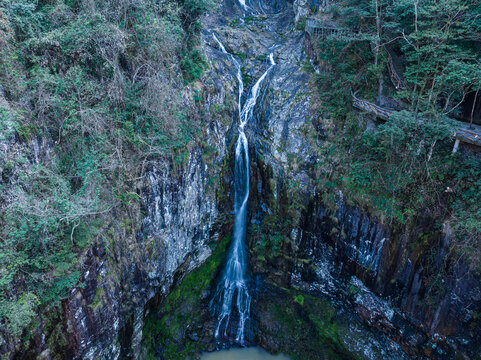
[211,34,276,343]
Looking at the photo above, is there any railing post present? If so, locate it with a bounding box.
[452,139,460,153]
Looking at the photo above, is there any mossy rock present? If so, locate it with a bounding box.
[142,235,231,359]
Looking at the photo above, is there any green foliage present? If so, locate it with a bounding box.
[254,232,286,261]
[449,155,481,270]
[241,66,251,85]
[332,0,481,115]
[234,51,247,61]
[0,105,19,141]
[3,0,44,41]
[315,0,481,269]
[293,294,304,306]
[264,288,356,360]
[181,0,213,23]
[0,0,211,337]
[0,164,98,333]
[343,111,455,222]
[180,49,208,82]
[0,294,37,336]
[295,18,306,31]
[178,0,213,84]
[316,38,376,115]
[229,18,239,27]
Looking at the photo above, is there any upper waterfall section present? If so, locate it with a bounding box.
[217,0,289,19]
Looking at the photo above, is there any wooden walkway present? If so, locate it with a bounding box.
[386,51,405,90]
[305,19,347,39]
[305,17,481,152]
[352,91,394,121]
[351,92,481,152]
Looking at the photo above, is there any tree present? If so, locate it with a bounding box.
[387,0,481,116]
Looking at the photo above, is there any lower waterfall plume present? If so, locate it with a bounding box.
[210,34,276,343]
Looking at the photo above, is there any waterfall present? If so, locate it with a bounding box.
[211,34,276,343]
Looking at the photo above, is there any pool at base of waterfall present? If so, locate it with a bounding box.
[200,347,290,360]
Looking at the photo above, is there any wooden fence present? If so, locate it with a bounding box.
[351,91,394,121]
[351,91,481,152]
[305,19,347,39]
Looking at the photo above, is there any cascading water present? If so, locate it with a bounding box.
[211,34,276,343]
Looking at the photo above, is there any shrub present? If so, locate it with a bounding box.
[180,49,207,82]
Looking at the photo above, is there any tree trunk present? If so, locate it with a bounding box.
[374,0,383,105]
[378,75,384,106]
[470,88,479,129]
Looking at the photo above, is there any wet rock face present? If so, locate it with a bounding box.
[325,193,387,275]
[297,195,389,290]
[293,0,310,23]
[55,148,228,360]
[292,0,333,23]
[6,69,236,359]
[253,178,481,358]
[141,152,218,290]
[223,6,481,358]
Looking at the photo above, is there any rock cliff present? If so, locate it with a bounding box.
[1,0,480,359]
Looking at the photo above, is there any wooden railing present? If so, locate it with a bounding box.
[453,128,481,152]
[305,19,347,39]
[351,91,394,121]
[386,52,405,90]
[351,91,481,152]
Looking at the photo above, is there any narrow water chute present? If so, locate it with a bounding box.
[210,34,276,343]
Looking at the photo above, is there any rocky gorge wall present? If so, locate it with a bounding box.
[78,0,481,357]
[140,0,481,357]
[2,0,481,358]
[241,8,481,358]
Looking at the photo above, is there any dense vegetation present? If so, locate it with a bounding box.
[309,0,481,269]
[0,0,212,337]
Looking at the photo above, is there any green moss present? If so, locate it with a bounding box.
[241,66,251,85]
[229,18,240,27]
[181,49,208,83]
[259,286,357,360]
[293,294,304,306]
[142,235,231,359]
[47,322,68,351]
[90,287,104,309]
[233,51,247,61]
[295,18,306,31]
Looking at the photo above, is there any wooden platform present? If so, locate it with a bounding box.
[351,92,481,152]
[305,19,347,39]
[453,126,481,152]
[351,91,394,121]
